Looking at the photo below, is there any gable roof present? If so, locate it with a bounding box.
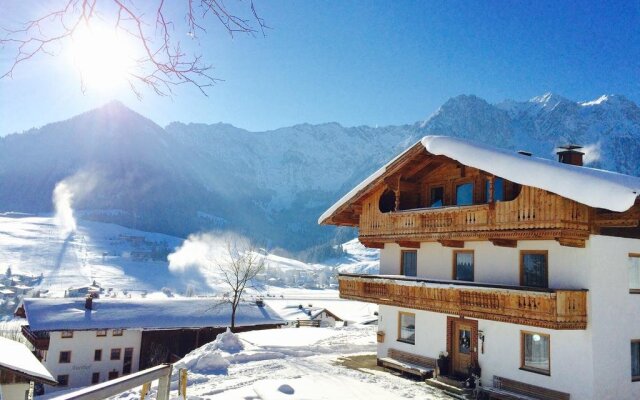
[0,336,57,385]
[319,135,640,224]
[23,298,285,331]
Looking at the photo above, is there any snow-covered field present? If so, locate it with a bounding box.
[0,215,378,301]
[97,326,448,400]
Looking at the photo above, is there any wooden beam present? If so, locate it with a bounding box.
[556,238,586,248]
[402,157,434,178]
[438,239,464,248]
[397,241,420,249]
[361,241,385,249]
[490,239,517,248]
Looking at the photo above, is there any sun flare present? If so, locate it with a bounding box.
[70,24,134,90]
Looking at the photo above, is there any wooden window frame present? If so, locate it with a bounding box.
[429,185,445,208]
[632,339,640,381]
[400,250,418,276]
[61,330,73,338]
[94,349,102,362]
[520,250,549,288]
[110,348,121,360]
[57,374,69,387]
[96,329,107,337]
[397,311,416,345]
[59,350,72,364]
[112,329,124,337]
[452,250,474,281]
[629,253,640,294]
[520,331,551,376]
[91,372,100,384]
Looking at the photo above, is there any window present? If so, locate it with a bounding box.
[520,251,548,288]
[401,250,417,277]
[91,372,100,384]
[108,370,119,380]
[61,330,73,338]
[96,329,107,337]
[521,331,550,375]
[59,351,71,364]
[486,177,504,202]
[430,186,444,207]
[110,348,121,360]
[453,250,474,281]
[57,375,69,386]
[94,349,102,361]
[456,183,473,206]
[398,312,415,344]
[629,254,640,293]
[112,329,124,336]
[633,340,640,381]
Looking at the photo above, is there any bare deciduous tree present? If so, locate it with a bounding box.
[216,239,264,329]
[0,0,267,97]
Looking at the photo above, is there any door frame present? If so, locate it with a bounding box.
[446,316,479,377]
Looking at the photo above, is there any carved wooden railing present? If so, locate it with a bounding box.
[339,274,587,330]
[359,186,590,238]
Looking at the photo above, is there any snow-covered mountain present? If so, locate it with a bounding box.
[1,93,640,255]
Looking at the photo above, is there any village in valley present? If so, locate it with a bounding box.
[1,2,640,400]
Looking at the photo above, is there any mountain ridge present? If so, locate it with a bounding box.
[2,93,639,257]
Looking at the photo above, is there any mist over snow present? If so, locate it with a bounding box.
[52,170,99,237]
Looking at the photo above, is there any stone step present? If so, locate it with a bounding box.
[425,377,475,400]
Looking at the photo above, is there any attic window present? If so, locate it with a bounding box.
[456,183,473,206]
[379,189,396,213]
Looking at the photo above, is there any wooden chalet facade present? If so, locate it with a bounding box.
[320,136,640,399]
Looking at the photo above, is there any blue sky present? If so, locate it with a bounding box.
[1,0,639,135]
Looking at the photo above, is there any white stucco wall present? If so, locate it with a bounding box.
[0,383,30,400]
[42,329,141,393]
[377,235,640,399]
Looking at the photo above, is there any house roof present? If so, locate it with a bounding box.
[22,298,285,332]
[0,337,57,385]
[319,135,640,224]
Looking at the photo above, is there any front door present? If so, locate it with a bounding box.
[451,319,474,377]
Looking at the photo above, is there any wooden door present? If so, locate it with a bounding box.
[451,320,474,376]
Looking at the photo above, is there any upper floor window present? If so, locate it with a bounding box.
[520,251,548,288]
[398,312,415,344]
[453,250,474,281]
[96,329,107,337]
[111,348,121,360]
[113,329,124,336]
[401,250,417,277]
[486,177,504,202]
[456,183,473,206]
[61,330,73,338]
[430,186,444,207]
[629,254,640,294]
[632,340,640,381]
[59,351,71,364]
[521,331,550,375]
[94,349,102,361]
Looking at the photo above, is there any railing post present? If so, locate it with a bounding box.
[156,364,173,400]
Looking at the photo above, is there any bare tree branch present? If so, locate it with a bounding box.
[0,0,268,97]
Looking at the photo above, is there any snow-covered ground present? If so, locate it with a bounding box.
[101,326,448,400]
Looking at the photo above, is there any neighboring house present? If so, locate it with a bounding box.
[320,136,640,399]
[17,297,284,393]
[0,336,57,400]
[270,304,344,327]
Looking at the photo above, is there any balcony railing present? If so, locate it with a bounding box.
[359,186,590,239]
[339,274,587,330]
[22,325,50,350]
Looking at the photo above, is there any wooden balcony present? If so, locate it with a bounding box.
[21,325,50,350]
[359,186,591,244]
[339,274,587,330]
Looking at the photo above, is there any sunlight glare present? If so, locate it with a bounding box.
[70,24,134,90]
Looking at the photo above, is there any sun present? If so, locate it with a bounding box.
[70,24,134,90]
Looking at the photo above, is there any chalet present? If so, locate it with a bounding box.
[17,297,285,394]
[320,136,640,399]
[0,337,57,399]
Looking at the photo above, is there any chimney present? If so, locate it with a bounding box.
[557,145,584,166]
[85,295,93,310]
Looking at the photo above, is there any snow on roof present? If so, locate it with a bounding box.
[0,336,56,384]
[319,136,640,222]
[23,298,285,332]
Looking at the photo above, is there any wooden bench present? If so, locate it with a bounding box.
[482,376,570,400]
[377,348,437,379]
[295,319,321,327]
